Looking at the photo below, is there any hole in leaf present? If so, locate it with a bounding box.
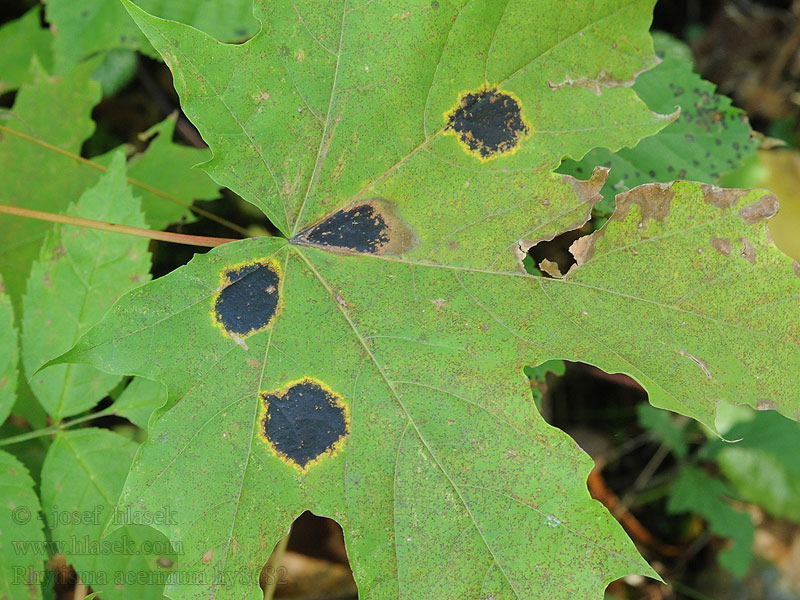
[260,512,356,598]
[258,378,350,471]
[444,86,530,159]
[525,224,590,277]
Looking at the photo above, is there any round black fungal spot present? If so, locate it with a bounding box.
[445,87,530,159]
[260,379,349,471]
[213,260,281,338]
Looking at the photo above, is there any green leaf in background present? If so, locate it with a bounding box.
[0,276,18,425]
[637,403,688,459]
[0,59,100,307]
[40,428,178,600]
[122,0,669,248]
[21,153,152,422]
[46,0,259,70]
[667,465,754,578]
[94,115,221,229]
[560,32,756,216]
[0,7,53,93]
[0,61,219,307]
[112,377,167,429]
[90,48,139,97]
[714,411,800,524]
[0,449,46,600]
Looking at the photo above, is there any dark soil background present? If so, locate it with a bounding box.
[3,1,800,599]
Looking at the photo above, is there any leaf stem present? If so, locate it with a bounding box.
[0,407,117,447]
[0,204,238,247]
[0,123,251,237]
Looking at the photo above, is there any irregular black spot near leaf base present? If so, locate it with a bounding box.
[292,199,416,255]
[306,204,388,251]
[445,86,530,159]
[259,378,349,471]
[213,260,281,338]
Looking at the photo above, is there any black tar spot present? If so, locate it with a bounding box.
[304,203,389,253]
[446,87,529,158]
[214,261,280,337]
[261,380,348,469]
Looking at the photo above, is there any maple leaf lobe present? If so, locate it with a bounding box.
[212,259,281,338]
[259,378,350,471]
[445,86,530,159]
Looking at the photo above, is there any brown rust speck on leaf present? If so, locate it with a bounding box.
[702,185,748,210]
[614,183,673,228]
[793,261,800,277]
[739,237,756,264]
[757,399,777,411]
[710,237,732,257]
[738,194,780,224]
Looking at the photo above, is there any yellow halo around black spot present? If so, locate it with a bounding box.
[211,258,282,339]
[444,84,531,161]
[258,377,351,473]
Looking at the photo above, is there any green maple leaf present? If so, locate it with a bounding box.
[52,1,800,599]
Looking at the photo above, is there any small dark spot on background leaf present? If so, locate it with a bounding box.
[445,87,529,159]
[260,378,349,470]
